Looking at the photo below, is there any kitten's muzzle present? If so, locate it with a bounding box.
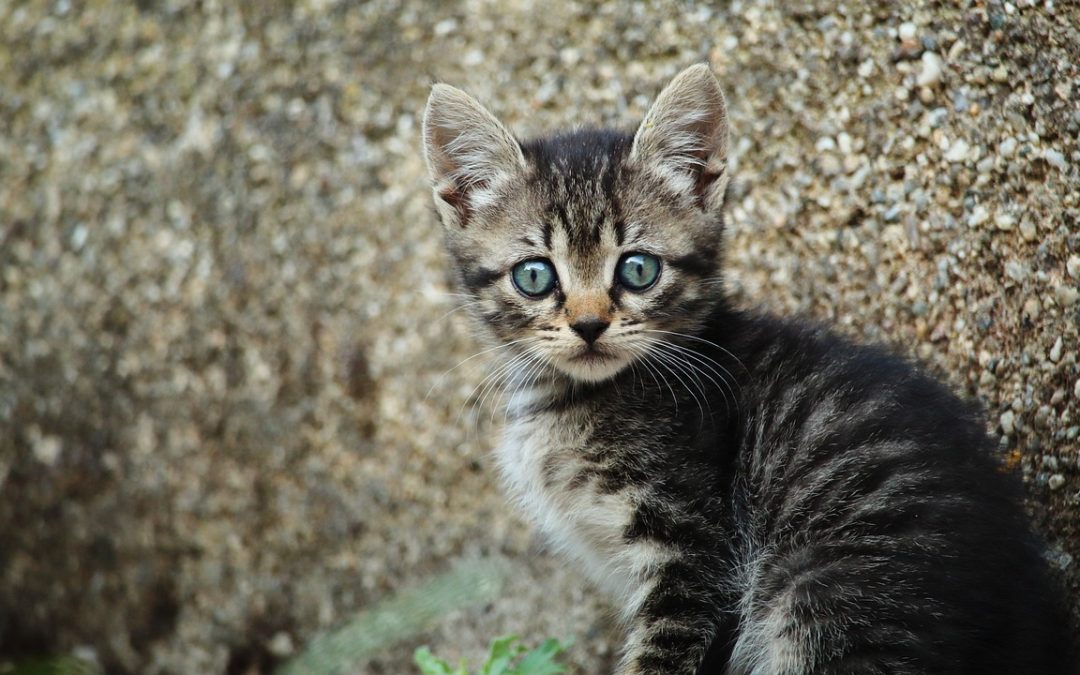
[570,318,610,345]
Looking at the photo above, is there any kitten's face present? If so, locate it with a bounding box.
[424,65,730,384]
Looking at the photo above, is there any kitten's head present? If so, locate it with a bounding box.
[423,65,731,383]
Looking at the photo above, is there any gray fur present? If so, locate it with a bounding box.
[422,66,1073,675]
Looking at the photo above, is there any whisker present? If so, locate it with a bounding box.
[425,336,539,403]
[651,346,711,421]
[625,342,675,411]
[639,337,739,418]
[645,347,707,424]
[472,347,538,433]
[641,329,751,379]
[433,299,486,326]
[456,345,538,433]
[492,346,546,428]
[502,350,551,426]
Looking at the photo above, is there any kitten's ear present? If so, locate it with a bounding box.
[423,84,526,227]
[631,64,730,212]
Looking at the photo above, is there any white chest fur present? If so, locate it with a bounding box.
[495,403,672,621]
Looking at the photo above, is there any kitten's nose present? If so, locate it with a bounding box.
[571,318,610,345]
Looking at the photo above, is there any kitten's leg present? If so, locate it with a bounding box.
[616,561,729,675]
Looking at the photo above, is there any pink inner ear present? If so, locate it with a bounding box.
[438,184,472,227]
[694,166,723,210]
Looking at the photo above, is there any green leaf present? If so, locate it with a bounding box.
[413,647,469,675]
[414,647,454,675]
[413,635,570,675]
[3,657,101,675]
[479,635,526,675]
[512,638,570,675]
[278,556,511,675]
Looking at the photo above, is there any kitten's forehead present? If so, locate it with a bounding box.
[517,128,705,258]
[521,129,632,248]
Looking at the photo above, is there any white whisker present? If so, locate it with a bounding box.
[425,336,538,403]
[639,336,739,418]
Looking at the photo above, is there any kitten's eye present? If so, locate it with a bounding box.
[511,259,557,297]
[617,252,661,291]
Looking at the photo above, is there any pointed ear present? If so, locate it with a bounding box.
[630,64,730,212]
[422,84,526,227]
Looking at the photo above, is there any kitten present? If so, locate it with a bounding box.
[421,65,1074,674]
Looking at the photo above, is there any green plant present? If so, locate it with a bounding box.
[277,557,512,675]
[1,657,100,675]
[414,635,570,675]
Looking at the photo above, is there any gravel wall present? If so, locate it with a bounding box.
[1,1,1077,672]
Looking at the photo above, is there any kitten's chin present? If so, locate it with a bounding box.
[555,352,629,383]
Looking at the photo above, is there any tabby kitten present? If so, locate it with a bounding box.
[421,65,1073,674]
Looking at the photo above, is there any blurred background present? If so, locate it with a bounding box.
[1,0,1078,673]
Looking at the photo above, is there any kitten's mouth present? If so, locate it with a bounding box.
[569,346,613,363]
[556,345,628,383]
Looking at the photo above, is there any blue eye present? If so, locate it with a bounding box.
[511,259,557,297]
[617,252,661,291]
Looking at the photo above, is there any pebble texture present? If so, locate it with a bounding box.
[1,1,1078,672]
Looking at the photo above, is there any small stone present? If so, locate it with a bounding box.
[858,59,875,78]
[994,213,1015,230]
[998,137,1017,157]
[1035,405,1053,429]
[1056,284,1079,307]
[1074,378,1080,401]
[945,138,971,162]
[837,132,853,155]
[32,433,62,466]
[1023,296,1041,321]
[1000,410,1016,435]
[1067,255,1080,280]
[1049,337,1063,363]
[898,22,918,42]
[1046,547,1074,570]
[1044,148,1068,172]
[268,631,295,657]
[433,18,458,35]
[991,65,1010,83]
[967,204,989,227]
[71,224,88,251]
[917,51,945,87]
[815,136,837,152]
[819,154,842,175]
[952,90,969,113]
[1005,260,1028,282]
[1019,219,1037,241]
[1048,474,1066,491]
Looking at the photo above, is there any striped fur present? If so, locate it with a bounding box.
[423,66,1074,674]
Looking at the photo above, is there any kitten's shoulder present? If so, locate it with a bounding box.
[715,306,989,435]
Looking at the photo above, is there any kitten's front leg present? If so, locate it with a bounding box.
[616,562,728,675]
